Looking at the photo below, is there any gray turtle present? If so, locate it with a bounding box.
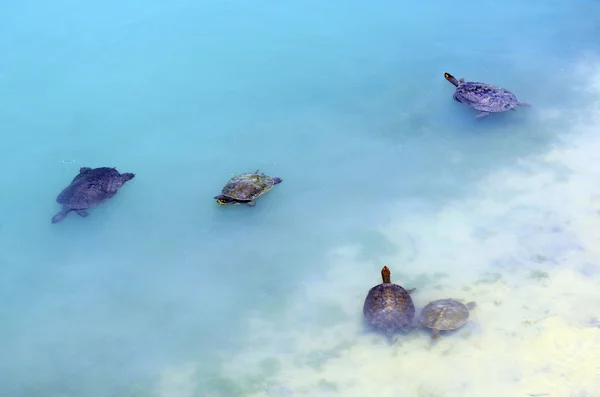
[444,72,530,119]
[419,298,476,339]
[363,266,416,343]
[51,167,135,223]
[214,170,282,207]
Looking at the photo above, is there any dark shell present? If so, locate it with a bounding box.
[56,167,132,210]
[363,283,415,334]
[419,299,471,331]
[454,81,519,113]
[221,172,276,201]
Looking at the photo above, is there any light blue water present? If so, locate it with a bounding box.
[1,1,600,396]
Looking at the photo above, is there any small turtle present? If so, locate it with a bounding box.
[419,298,476,339]
[363,266,416,343]
[444,72,531,119]
[51,167,135,223]
[214,170,282,207]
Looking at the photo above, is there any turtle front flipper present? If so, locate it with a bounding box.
[517,101,531,107]
[76,209,89,217]
[466,301,477,310]
[475,111,490,119]
[430,328,441,340]
[407,287,416,294]
[245,200,256,207]
[51,206,72,223]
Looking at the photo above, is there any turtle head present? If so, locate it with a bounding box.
[121,173,135,182]
[444,72,461,87]
[214,195,230,205]
[381,266,391,284]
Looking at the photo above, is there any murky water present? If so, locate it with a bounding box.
[1,1,600,396]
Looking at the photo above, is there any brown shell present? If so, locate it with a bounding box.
[56,167,128,209]
[221,172,275,201]
[419,299,471,331]
[363,283,415,334]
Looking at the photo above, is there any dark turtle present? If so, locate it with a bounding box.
[51,167,135,223]
[419,298,476,339]
[214,170,282,207]
[444,72,531,119]
[363,266,416,343]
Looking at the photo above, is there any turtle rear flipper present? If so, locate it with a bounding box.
[51,207,72,223]
[466,301,477,310]
[245,201,256,207]
[430,328,441,340]
[475,112,490,119]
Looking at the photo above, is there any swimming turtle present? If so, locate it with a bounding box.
[363,266,416,343]
[51,167,135,223]
[444,72,531,119]
[214,170,282,207]
[419,298,476,339]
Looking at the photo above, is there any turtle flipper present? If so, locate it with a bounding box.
[466,301,477,310]
[407,287,416,294]
[51,207,72,223]
[475,112,490,119]
[245,201,256,207]
[400,323,419,333]
[76,209,89,217]
[430,328,441,340]
[517,101,531,107]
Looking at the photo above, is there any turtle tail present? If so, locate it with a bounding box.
[385,330,395,345]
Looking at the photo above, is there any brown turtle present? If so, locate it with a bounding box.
[51,167,135,223]
[419,298,476,339]
[363,266,416,343]
[214,170,282,207]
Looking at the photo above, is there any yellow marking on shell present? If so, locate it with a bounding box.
[433,307,446,329]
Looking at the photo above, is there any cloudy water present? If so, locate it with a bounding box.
[1,0,600,396]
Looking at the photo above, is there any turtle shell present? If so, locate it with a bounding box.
[454,81,519,113]
[56,167,126,209]
[221,172,276,201]
[363,283,415,334]
[419,299,471,331]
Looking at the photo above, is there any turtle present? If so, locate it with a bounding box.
[419,298,476,339]
[214,170,282,207]
[51,167,135,223]
[362,266,416,343]
[444,72,531,119]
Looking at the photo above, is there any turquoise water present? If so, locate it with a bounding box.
[2,1,600,396]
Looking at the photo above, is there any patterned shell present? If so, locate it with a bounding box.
[221,172,276,201]
[419,299,470,331]
[454,80,519,113]
[363,283,415,333]
[56,167,126,209]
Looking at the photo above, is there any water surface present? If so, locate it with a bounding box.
[1,1,600,396]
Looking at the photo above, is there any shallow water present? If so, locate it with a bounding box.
[1,1,600,396]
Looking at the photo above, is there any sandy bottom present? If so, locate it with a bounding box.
[156,59,600,397]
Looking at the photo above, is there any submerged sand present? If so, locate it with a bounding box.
[157,59,600,397]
